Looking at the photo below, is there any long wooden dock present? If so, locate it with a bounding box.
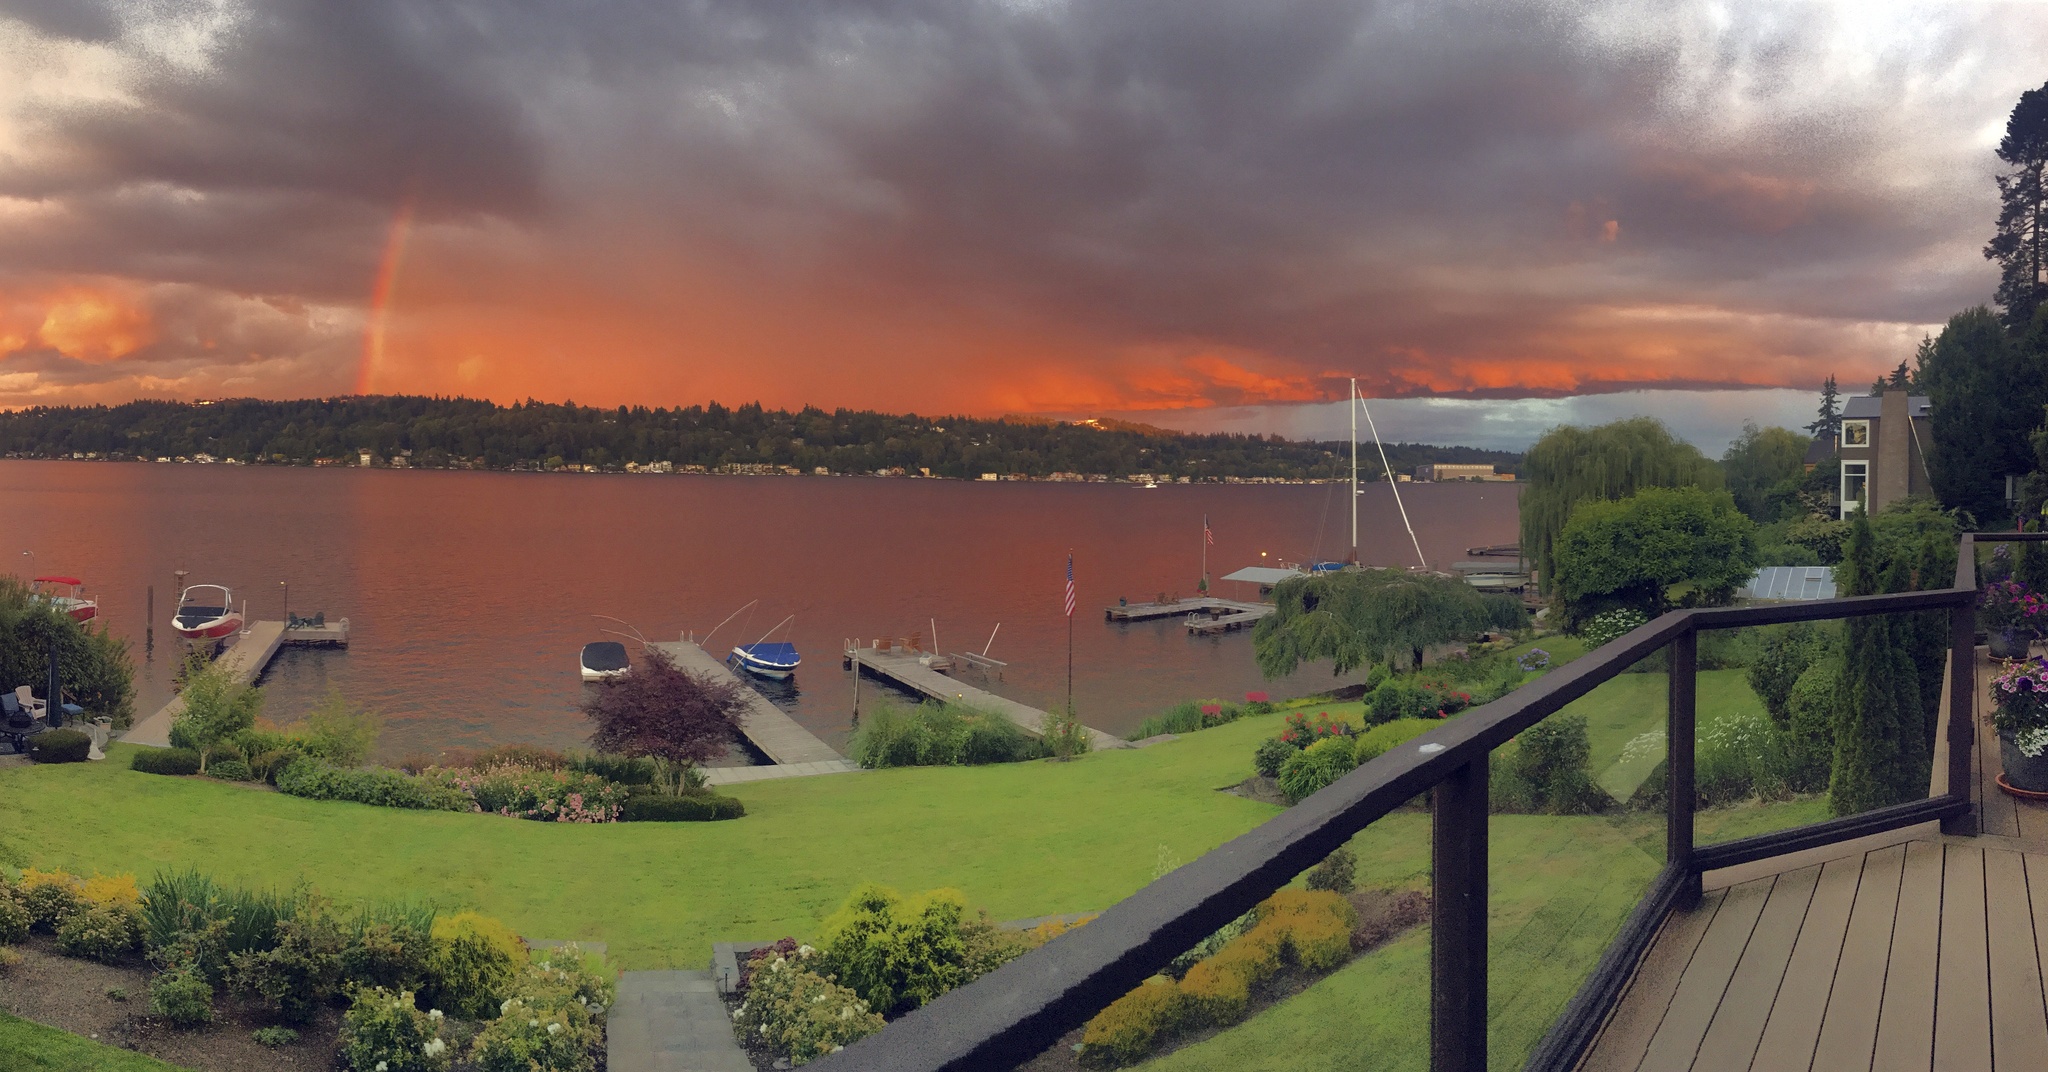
[1186,608,1272,635]
[650,641,850,768]
[845,643,1129,751]
[1104,596,1270,622]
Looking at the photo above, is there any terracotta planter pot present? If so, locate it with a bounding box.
[2001,732,2048,793]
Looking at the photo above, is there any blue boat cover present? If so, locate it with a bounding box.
[737,642,801,666]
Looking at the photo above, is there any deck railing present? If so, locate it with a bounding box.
[812,531,2048,1072]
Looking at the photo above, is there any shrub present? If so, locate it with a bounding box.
[342,921,435,993]
[297,692,383,767]
[423,911,526,1020]
[57,903,143,962]
[339,987,452,1072]
[1494,714,1611,815]
[276,758,473,812]
[734,946,884,1066]
[0,946,20,972]
[19,869,84,931]
[1367,680,1441,724]
[251,1026,299,1047]
[1580,607,1650,648]
[1277,736,1356,804]
[1042,704,1093,759]
[1080,978,1185,1069]
[470,744,570,770]
[422,763,628,822]
[1305,847,1356,894]
[132,748,203,775]
[207,759,254,782]
[1696,710,1798,807]
[1128,700,1244,740]
[1277,710,1345,746]
[1747,622,1835,725]
[1784,659,1840,793]
[566,751,655,784]
[818,884,967,1016]
[233,910,347,1022]
[471,997,594,1072]
[520,944,615,1016]
[28,728,90,763]
[1252,737,1294,779]
[173,661,263,771]
[1177,933,1273,1025]
[1351,719,1438,766]
[1257,889,1356,973]
[618,792,745,821]
[0,887,29,944]
[247,748,299,783]
[150,967,215,1026]
[79,872,142,911]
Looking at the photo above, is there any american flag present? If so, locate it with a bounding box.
[1063,553,1077,617]
[1205,515,1215,546]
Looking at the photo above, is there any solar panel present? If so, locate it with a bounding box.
[1739,566,1838,601]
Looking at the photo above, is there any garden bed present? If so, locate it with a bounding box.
[0,933,348,1072]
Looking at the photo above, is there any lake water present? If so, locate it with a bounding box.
[3,462,1519,760]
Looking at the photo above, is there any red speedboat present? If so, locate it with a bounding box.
[172,584,243,641]
[31,576,97,623]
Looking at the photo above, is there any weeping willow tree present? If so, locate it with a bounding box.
[1520,418,1724,594]
[1252,568,1526,679]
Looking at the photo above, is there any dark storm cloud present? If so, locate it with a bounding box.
[0,0,2036,402]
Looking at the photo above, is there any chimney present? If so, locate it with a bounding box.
[1873,389,1911,513]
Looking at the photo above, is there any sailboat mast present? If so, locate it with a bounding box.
[1349,377,1358,563]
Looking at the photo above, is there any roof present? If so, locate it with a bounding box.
[1739,566,1839,601]
[1220,566,1302,585]
[32,576,82,586]
[1802,437,1834,465]
[1841,395,1930,419]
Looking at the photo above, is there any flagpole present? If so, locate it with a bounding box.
[1066,550,1075,717]
[1201,513,1208,593]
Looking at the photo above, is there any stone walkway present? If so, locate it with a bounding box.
[703,760,860,786]
[609,970,752,1072]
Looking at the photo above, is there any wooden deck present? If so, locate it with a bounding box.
[123,621,288,747]
[651,641,848,767]
[846,644,1129,750]
[1581,650,2048,1072]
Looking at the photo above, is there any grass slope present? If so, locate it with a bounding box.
[1570,669,1770,801]
[0,1011,186,1072]
[0,725,1282,969]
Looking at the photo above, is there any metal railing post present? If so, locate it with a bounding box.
[1667,626,1700,907]
[1945,587,1977,836]
[1431,755,1489,1072]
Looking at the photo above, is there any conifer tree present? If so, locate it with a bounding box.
[1906,536,1952,748]
[1988,81,2048,330]
[1806,376,1842,441]
[1828,517,1931,816]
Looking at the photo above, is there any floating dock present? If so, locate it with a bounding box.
[650,641,852,770]
[844,642,1129,751]
[1185,607,1274,635]
[124,619,351,747]
[1104,596,1271,622]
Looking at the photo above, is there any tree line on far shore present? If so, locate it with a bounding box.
[0,396,1520,483]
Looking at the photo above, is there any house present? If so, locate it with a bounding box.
[1835,389,1932,518]
[1414,463,1497,482]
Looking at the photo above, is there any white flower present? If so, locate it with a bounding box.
[502,998,515,1015]
[428,1009,444,1021]
[423,1038,447,1056]
[375,1064,388,1072]
[528,1019,540,1027]
[797,944,815,955]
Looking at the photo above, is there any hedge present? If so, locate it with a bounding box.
[274,758,472,811]
[28,729,91,763]
[619,792,746,822]
[131,748,203,775]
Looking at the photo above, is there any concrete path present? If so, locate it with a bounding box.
[703,760,860,786]
[609,970,752,1072]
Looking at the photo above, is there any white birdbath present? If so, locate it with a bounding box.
[88,717,110,761]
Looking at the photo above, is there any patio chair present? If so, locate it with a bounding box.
[14,685,45,719]
[1,693,44,755]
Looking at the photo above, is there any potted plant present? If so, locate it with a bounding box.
[1991,656,2048,793]
[1980,580,2043,659]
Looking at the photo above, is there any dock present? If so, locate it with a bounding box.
[649,641,852,769]
[124,618,351,747]
[844,642,1129,751]
[1185,607,1273,635]
[1104,596,1270,622]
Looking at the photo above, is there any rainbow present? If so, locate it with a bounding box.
[358,195,416,395]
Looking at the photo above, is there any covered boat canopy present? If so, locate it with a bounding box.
[33,576,82,586]
[735,641,800,667]
[580,642,630,672]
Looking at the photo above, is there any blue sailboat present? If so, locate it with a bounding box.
[728,613,801,679]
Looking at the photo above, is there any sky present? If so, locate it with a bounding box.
[0,0,2043,451]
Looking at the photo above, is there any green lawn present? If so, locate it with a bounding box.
[1563,669,1772,802]
[0,727,1284,969]
[0,1011,186,1072]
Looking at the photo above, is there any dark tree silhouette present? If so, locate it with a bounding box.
[1988,81,2048,329]
[1806,375,1842,441]
[581,647,745,764]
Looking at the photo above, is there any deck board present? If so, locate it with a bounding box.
[1810,843,1909,1072]
[1985,849,2048,1069]
[1934,845,1991,1070]
[1751,856,1864,1072]
[1580,890,1728,1072]
[1872,840,1945,1072]
[1692,866,1821,1071]
[1635,879,1772,1071]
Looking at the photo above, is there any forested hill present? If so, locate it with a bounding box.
[0,396,1522,481]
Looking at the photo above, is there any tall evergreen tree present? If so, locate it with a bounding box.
[1828,515,1930,816]
[1518,418,1723,595]
[1988,81,2048,330]
[1918,306,2048,521]
[1806,376,1842,441]
[1907,536,1952,748]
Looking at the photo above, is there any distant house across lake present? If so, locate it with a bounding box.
[1413,462,1512,482]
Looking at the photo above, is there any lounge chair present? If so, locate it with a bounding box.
[14,685,44,719]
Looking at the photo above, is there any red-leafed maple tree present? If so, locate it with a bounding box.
[580,647,745,764]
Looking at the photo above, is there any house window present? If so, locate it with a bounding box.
[1841,461,1868,518]
[1842,420,1870,447]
